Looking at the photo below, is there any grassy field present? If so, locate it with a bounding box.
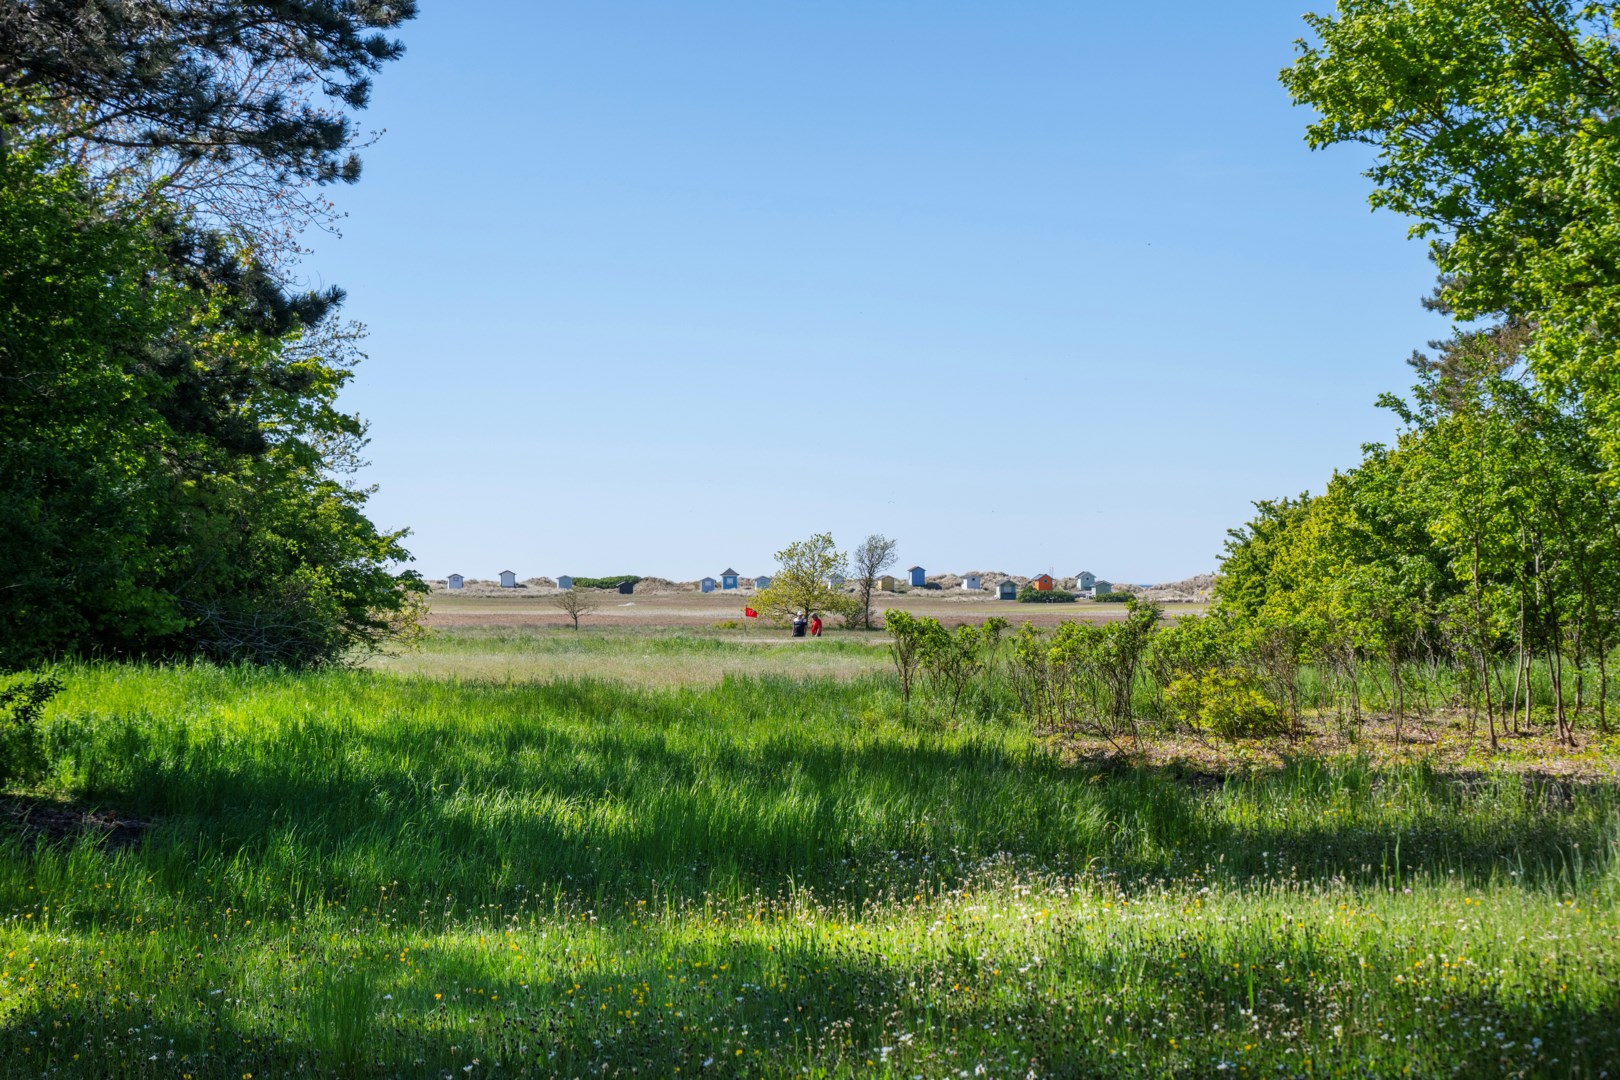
[0,629,1616,1076]
[367,627,893,686]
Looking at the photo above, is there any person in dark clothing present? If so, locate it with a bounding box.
[791,614,808,637]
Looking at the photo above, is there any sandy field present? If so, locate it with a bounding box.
[426,587,1206,630]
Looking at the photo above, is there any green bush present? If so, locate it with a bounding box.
[0,675,61,787]
[572,576,642,590]
[1018,586,1076,603]
[1165,668,1287,739]
[1093,591,1130,602]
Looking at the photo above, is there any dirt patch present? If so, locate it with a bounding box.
[1047,711,1620,785]
[0,795,153,850]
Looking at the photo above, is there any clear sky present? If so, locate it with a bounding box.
[312,1,1446,585]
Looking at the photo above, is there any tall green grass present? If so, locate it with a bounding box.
[0,641,1613,1076]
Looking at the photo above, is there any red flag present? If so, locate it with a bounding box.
[744,607,758,619]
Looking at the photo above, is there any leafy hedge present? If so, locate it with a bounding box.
[1018,586,1077,603]
[1093,591,1130,602]
[572,576,642,590]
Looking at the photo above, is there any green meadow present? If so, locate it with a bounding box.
[0,629,1616,1077]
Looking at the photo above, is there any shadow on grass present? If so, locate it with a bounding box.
[25,676,1620,917]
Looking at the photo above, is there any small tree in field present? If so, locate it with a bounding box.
[851,533,899,630]
[551,588,596,630]
[755,532,858,626]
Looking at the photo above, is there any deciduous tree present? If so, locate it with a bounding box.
[754,533,857,627]
[850,533,899,630]
[1282,0,1620,463]
[552,587,596,631]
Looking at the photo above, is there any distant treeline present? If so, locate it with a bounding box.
[571,577,643,590]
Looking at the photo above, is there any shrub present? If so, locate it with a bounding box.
[1165,669,1287,739]
[572,576,642,590]
[0,675,61,787]
[1093,591,1130,602]
[1018,586,1077,603]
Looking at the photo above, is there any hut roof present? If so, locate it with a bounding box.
[720,568,739,576]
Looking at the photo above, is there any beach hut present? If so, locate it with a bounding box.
[556,576,573,590]
[617,580,635,595]
[447,574,464,590]
[997,580,1018,600]
[754,575,772,590]
[499,570,517,588]
[1076,571,1096,592]
[962,574,982,591]
[908,566,926,587]
[875,575,896,592]
[1030,574,1054,592]
[1093,579,1114,596]
[699,576,717,593]
[720,568,740,590]
[828,574,845,588]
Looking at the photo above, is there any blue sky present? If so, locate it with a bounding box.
[313,1,1446,584]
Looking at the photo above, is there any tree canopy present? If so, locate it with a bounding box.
[0,0,422,671]
[1282,0,1620,461]
[1,0,417,253]
[754,534,859,626]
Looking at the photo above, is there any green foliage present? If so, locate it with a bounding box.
[1281,0,1620,467]
[755,532,859,625]
[0,140,191,667]
[1210,358,1620,744]
[571,576,642,590]
[1092,591,1131,602]
[1009,599,1164,740]
[0,673,59,787]
[1165,669,1288,739]
[1017,586,1076,603]
[882,609,936,707]
[0,127,423,670]
[1214,495,1313,621]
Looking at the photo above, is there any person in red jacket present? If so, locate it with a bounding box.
[809,613,823,637]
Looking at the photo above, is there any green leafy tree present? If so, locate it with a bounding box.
[0,140,190,666]
[1281,0,1620,463]
[1215,495,1314,621]
[0,131,422,669]
[754,533,858,627]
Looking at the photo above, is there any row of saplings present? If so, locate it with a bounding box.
[884,600,1313,745]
